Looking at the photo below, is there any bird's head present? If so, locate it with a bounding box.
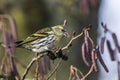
[51,25,69,38]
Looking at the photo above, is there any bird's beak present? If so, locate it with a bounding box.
[64,32,70,38]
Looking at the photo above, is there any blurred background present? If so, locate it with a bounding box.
[0,0,100,80]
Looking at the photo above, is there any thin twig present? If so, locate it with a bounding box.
[62,32,83,50]
[77,69,84,78]
[81,64,94,80]
[22,58,35,80]
[22,53,47,80]
[69,65,84,80]
[35,53,39,80]
[47,59,62,80]
[62,27,90,50]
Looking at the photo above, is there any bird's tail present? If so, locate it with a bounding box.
[0,41,23,48]
[15,41,24,47]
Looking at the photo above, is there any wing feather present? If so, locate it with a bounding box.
[16,27,52,47]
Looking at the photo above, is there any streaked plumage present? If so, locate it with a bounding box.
[16,25,69,53]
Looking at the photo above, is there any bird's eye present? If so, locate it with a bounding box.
[61,29,66,32]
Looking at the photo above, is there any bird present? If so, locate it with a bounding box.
[15,25,69,60]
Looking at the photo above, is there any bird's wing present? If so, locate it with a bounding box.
[16,27,52,47]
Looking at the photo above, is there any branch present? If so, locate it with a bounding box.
[62,31,83,50]
[22,53,47,80]
[81,64,94,80]
[47,59,62,80]
[47,27,91,79]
